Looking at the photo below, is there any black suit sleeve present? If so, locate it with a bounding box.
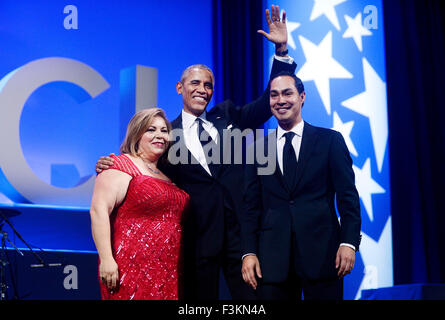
[229,58,297,130]
[328,131,362,250]
[240,144,263,255]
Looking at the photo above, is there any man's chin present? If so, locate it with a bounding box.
[190,105,208,116]
[275,115,290,122]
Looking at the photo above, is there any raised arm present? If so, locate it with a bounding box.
[258,4,288,56]
[228,5,297,130]
[90,169,130,290]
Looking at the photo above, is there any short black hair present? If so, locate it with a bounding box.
[270,71,305,94]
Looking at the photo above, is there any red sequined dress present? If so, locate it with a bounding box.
[99,154,189,300]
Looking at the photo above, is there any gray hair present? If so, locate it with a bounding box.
[180,64,215,85]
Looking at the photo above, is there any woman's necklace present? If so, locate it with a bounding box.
[142,160,160,174]
[145,164,160,174]
[140,156,161,174]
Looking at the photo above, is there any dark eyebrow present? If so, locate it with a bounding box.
[190,79,213,87]
[270,88,294,94]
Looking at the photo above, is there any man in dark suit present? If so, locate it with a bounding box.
[241,72,361,300]
[161,6,297,301]
[97,5,297,300]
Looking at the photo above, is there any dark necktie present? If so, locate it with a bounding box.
[283,132,297,191]
[196,118,217,173]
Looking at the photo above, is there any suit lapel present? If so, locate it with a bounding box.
[292,122,319,194]
[206,113,228,177]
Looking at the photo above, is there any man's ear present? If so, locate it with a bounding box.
[176,81,183,94]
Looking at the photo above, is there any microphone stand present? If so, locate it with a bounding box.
[0,220,22,300]
[0,210,61,300]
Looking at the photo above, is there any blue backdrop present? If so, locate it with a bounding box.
[0,1,212,250]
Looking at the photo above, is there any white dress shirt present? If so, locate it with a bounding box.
[276,121,304,174]
[181,110,218,176]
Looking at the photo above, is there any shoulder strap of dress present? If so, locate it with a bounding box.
[107,154,142,177]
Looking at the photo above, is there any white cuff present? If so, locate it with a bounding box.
[340,243,356,251]
[242,253,256,260]
[274,54,294,65]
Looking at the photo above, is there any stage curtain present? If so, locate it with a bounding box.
[212,0,265,106]
[383,0,445,284]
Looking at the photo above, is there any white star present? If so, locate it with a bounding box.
[353,158,385,222]
[343,12,372,52]
[332,111,358,156]
[355,216,394,299]
[280,9,301,50]
[310,0,347,31]
[297,31,353,115]
[286,21,301,50]
[341,58,388,172]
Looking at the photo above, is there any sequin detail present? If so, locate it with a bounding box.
[98,154,189,300]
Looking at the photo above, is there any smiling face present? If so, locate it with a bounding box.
[176,67,214,117]
[138,116,170,161]
[270,75,306,130]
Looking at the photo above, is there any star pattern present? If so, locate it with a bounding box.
[343,12,372,52]
[280,10,301,50]
[297,31,353,115]
[353,158,385,222]
[332,111,357,156]
[341,58,388,172]
[310,0,347,30]
[355,216,393,299]
[286,20,301,50]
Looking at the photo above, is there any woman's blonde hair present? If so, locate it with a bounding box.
[120,108,172,157]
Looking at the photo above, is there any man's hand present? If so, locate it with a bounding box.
[335,246,356,278]
[96,153,115,174]
[258,5,288,53]
[241,255,262,290]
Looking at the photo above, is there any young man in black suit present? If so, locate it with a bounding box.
[97,5,297,300]
[241,72,361,300]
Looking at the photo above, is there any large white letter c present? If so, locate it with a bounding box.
[0,57,110,206]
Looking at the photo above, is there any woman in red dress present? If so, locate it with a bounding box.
[90,108,189,300]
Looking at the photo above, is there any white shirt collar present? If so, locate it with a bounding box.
[181,110,208,129]
[277,120,304,140]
